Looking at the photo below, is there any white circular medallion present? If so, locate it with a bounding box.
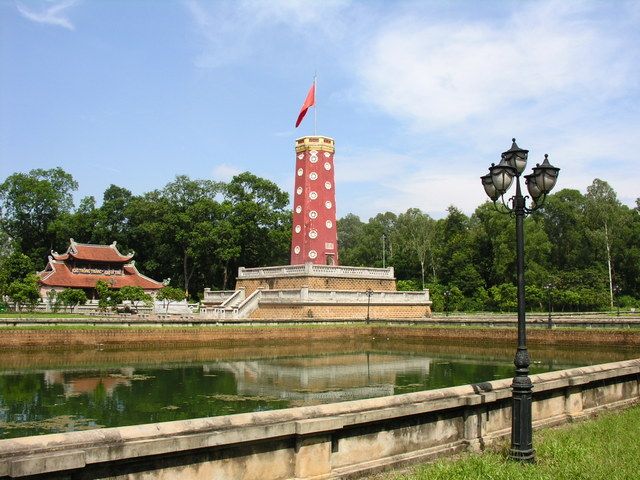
[324,181,332,189]
[324,162,331,171]
[294,245,301,254]
[326,220,333,228]
[308,250,317,259]
[309,229,318,239]
[324,151,331,157]
[325,201,332,209]
[309,172,318,180]
[309,210,318,219]
[295,225,301,233]
[296,186,303,195]
[310,154,318,164]
[310,150,318,155]
[297,168,303,177]
[295,205,302,214]
[309,191,318,200]
[297,154,304,160]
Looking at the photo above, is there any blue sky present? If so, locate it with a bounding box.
[1,0,639,220]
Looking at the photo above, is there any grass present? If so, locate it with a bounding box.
[0,312,90,318]
[374,405,640,480]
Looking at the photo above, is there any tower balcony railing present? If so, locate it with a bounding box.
[237,263,395,280]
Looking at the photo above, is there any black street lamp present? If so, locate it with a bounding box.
[365,288,373,324]
[545,283,553,330]
[614,285,621,316]
[480,139,560,463]
[444,290,451,317]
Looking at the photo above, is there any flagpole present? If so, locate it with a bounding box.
[314,73,317,136]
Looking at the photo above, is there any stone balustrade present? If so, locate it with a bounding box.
[238,263,395,280]
[259,288,430,304]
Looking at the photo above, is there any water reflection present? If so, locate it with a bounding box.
[0,339,637,439]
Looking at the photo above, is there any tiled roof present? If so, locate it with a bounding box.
[51,239,133,263]
[39,262,163,290]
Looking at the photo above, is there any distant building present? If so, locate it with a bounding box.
[38,238,163,299]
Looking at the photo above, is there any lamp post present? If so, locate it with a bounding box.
[382,234,386,269]
[480,139,560,462]
[365,288,373,324]
[545,283,553,329]
[444,290,451,317]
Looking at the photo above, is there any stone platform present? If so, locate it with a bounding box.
[203,263,432,320]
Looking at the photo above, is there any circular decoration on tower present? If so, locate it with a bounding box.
[296,187,303,195]
[324,152,331,157]
[294,245,301,254]
[297,154,304,160]
[309,191,318,200]
[326,220,333,228]
[325,201,332,209]
[310,154,318,164]
[309,172,318,181]
[324,162,331,171]
[308,250,318,259]
[295,205,302,214]
[297,168,303,177]
[325,181,332,189]
[309,210,318,219]
[295,225,301,233]
[310,150,318,155]
[309,229,318,239]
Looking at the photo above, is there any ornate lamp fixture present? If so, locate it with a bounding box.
[480,139,560,462]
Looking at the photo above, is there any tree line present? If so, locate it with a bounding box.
[339,179,640,312]
[1,167,638,312]
[0,168,290,303]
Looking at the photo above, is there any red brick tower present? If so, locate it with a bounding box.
[290,136,338,265]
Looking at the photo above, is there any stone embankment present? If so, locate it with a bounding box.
[0,323,640,348]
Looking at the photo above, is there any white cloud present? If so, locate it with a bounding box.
[211,163,241,181]
[184,0,351,68]
[347,0,640,214]
[16,0,80,30]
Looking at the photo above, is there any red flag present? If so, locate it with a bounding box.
[295,81,315,128]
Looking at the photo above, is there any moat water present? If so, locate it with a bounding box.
[0,337,637,439]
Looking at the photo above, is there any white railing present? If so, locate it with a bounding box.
[238,263,395,279]
[234,289,262,318]
[219,289,245,308]
[203,289,237,304]
[258,289,430,305]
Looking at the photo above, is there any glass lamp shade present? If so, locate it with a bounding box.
[489,158,516,195]
[524,173,543,201]
[481,173,500,201]
[502,138,529,175]
[532,154,560,194]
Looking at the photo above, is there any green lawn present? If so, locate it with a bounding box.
[0,312,90,318]
[374,405,640,480]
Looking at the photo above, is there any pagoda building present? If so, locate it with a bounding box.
[290,136,338,265]
[38,238,163,299]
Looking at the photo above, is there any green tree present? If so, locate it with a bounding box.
[394,209,436,288]
[225,172,290,271]
[119,286,152,311]
[157,286,186,313]
[585,179,621,307]
[56,288,88,313]
[95,280,121,311]
[7,274,40,311]
[0,250,35,297]
[0,168,78,263]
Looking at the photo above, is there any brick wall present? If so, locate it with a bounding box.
[250,304,431,320]
[236,276,396,295]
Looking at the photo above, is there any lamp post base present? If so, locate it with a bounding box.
[509,448,535,463]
